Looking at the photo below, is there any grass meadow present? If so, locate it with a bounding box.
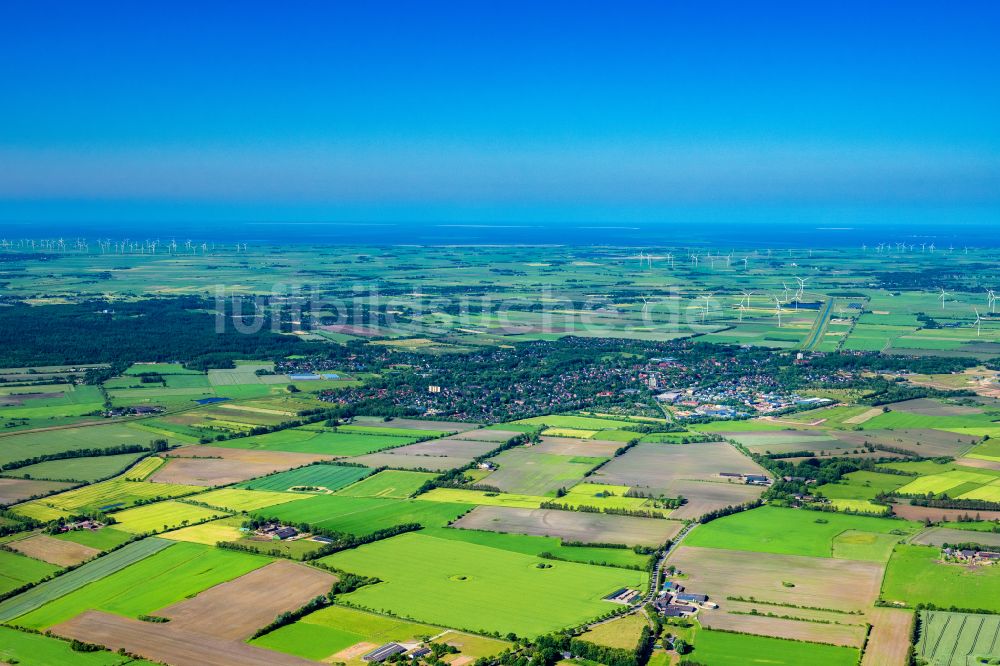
[321,531,647,637]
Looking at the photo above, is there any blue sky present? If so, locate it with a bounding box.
[1,1,998,225]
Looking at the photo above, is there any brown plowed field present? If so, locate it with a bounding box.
[157,560,336,640]
[7,534,100,566]
[452,505,682,546]
[152,446,334,486]
[52,610,320,666]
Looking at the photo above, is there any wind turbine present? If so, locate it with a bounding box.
[974,308,983,337]
[665,252,674,269]
[939,287,949,310]
[738,304,747,322]
[773,297,783,327]
[782,282,791,303]
[742,256,749,270]
[701,294,713,323]
[988,289,996,314]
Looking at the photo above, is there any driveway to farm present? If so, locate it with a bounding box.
[583,522,697,630]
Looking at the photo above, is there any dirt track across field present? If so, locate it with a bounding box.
[52,610,320,666]
[157,560,336,640]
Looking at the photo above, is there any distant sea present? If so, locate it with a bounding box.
[3,217,998,249]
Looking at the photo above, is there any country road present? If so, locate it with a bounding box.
[802,298,834,351]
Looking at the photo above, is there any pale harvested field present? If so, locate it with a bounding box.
[862,608,913,666]
[452,429,522,442]
[531,436,621,457]
[891,502,1000,522]
[844,407,885,424]
[52,610,317,666]
[7,534,100,566]
[157,560,335,640]
[350,416,479,432]
[350,452,473,471]
[452,506,682,546]
[0,478,74,504]
[152,446,333,486]
[589,442,766,519]
[889,398,983,417]
[669,545,883,646]
[912,526,1000,548]
[669,546,883,613]
[390,437,497,458]
[592,442,767,489]
[660,480,763,520]
[834,429,979,458]
[333,642,379,661]
[957,456,1000,471]
[702,612,868,647]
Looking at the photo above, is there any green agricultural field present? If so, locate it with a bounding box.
[335,470,438,499]
[191,487,307,511]
[691,629,859,666]
[122,455,164,481]
[684,506,918,559]
[515,415,628,430]
[235,463,372,492]
[54,527,134,551]
[337,424,449,438]
[917,610,1000,665]
[480,449,607,496]
[420,488,545,509]
[256,495,473,536]
[0,451,147,482]
[216,428,416,456]
[816,470,910,500]
[321,531,647,637]
[0,422,188,467]
[896,469,1000,496]
[0,625,154,666]
[881,545,1000,611]
[250,605,446,662]
[12,477,203,521]
[12,541,270,629]
[0,538,173,622]
[421,527,649,568]
[111,500,230,534]
[0,549,60,596]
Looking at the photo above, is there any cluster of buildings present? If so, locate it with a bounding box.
[653,580,716,617]
[603,587,642,605]
[249,521,300,541]
[942,547,1000,565]
[719,472,771,486]
[362,642,432,663]
[655,385,830,420]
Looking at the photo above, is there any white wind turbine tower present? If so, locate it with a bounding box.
[794,277,808,309]
[973,308,983,337]
[665,253,674,269]
[773,296,783,327]
[988,289,996,314]
[920,242,926,252]
[929,243,936,253]
[738,303,747,322]
[939,287,949,310]
[701,294,713,323]
[782,282,791,303]
[740,290,755,308]
[742,256,749,270]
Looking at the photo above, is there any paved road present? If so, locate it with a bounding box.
[642,522,697,604]
[802,298,834,350]
[583,522,698,630]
